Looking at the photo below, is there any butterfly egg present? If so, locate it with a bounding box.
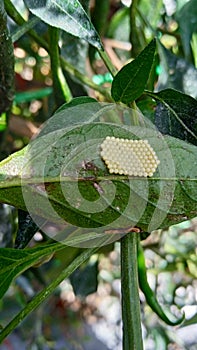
[100,137,160,177]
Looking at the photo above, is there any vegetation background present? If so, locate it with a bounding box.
[0,0,196,349]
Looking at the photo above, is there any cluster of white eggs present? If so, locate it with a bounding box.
[100,136,160,177]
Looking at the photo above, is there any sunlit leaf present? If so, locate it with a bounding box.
[25,0,103,49]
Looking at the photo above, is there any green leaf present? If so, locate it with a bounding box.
[176,0,197,61]
[147,89,197,145]
[107,7,130,62]
[70,258,98,297]
[137,241,185,326]
[15,88,53,104]
[55,95,98,113]
[0,101,196,244]
[181,313,197,327]
[0,128,196,233]
[61,31,88,75]
[111,39,156,104]
[38,96,100,136]
[0,243,63,299]
[0,113,7,132]
[24,0,103,49]
[0,204,16,247]
[11,16,40,42]
[139,0,163,30]
[14,209,39,249]
[157,44,197,99]
[0,246,97,342]
[191,32,197,68]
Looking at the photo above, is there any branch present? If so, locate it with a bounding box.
[0,1,14,114]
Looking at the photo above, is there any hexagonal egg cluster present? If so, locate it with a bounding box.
[100,136,160,177]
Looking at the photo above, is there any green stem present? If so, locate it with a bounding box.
[49,27,72,106]
[137,241,185,326]
[98,49,117,77]
[135,7,157,37]
[89,0,110,67]
[129,100,141,125]
[129,0,142,57]
[121,232,144,350]
[5,0,48,51]
[0,246,98,343]
[60,57,112,100]
[91,0,110,37]
[12,16,40,42]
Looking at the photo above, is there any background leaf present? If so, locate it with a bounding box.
[111,39,156,104]
[0,204,16,248]
[70,258,98,297]
[147,89,197,145]
[176,0,197,62]
[107,7,130,62]
[24,0,103,49]
[157,44,197,99]
[181,313,197,328]
[14,209,39,249]
[59,0,90,96]
[0,243,63,299]
[60,31,88,80]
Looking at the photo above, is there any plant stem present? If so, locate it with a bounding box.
[121,232,144,350]
[60,57,112,100]
[129,0,143,57]
[91,0,110,37]
[130,100,141,125]
[5,0,48,50]
[12,16,40,42]
[0,246,98,343]
[137,240,185,326]
[0,0,15,114]
[49,27,72,106]
[98,49,118,77]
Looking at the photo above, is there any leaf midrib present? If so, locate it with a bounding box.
[0,176,196,188]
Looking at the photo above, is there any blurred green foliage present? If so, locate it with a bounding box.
[0,0,196,349]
